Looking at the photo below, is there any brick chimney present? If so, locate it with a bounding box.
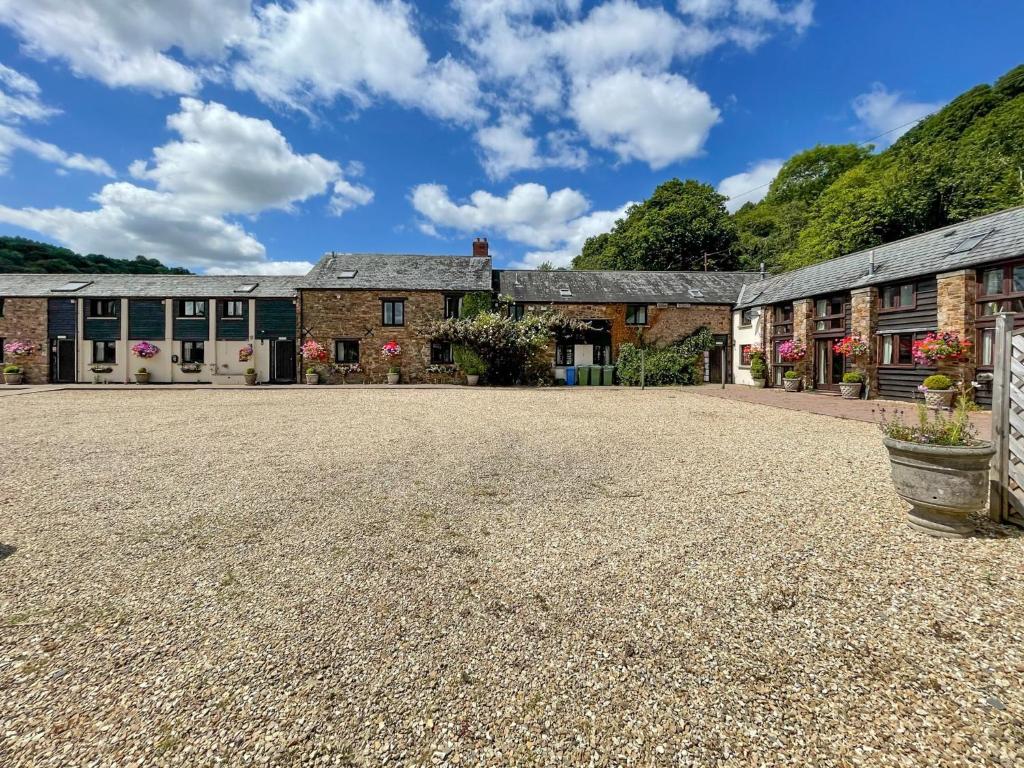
[472,237,489,258]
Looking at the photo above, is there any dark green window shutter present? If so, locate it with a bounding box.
[255,299,296,339]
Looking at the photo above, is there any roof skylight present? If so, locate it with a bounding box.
[558,287,572,297]
[51,281,92,292]
[233,283,259,293]
[337,270,357,279]
[949,230,992,255]
[688,288,704,298]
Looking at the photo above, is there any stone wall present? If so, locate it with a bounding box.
[850,287,879,396]
[936,269,978,381]
[300,290,460,384]
[0,298,48,383]
[791,298,815,388]
[526,302,732,358]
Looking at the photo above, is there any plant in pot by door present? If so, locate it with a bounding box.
[839,371,865,399]
[454,346,487,385]
[919,374,954,409]
[3,364,23,385]
[381,340,402,384]
[749,347,767,388]
[305,366,320,385]
[301,339,328,385]
[777,340,807,391]
[244,367,257,386]
[879,384,992,538]
[136,367,150,384]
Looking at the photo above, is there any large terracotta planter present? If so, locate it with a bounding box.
[4,372,23,385]
[783,377,801,393]
[839,382,862,400]
[923,388,955,409]
[883,437,995,538]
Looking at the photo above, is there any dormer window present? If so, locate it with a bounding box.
[558,288,572,297]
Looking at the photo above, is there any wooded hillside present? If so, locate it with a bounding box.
[0,237,190,274]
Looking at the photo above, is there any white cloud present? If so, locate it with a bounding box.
[852,83,944,147]
[475,113,587,179]
[206,260,315,276]
[411,181,632,268]
[677,0,814,32]
[571,69,720,168]
[717,158,783,212]
[0,63,58,122]
[0,98,370,272]
[0,125,115,177]
[515,202,633,269]
[0,0,254,93]
[232,0,484,123]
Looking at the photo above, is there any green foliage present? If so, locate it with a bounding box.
[245,367,256,375]
[572,179,738,271]
[674,326,717,357]
[3,364,22,374]
[0,237,190,274]
[425,310,590,385]
[842,371,865,384]
[922,374,953,391]
[767,144,872,205]
[305,367,316,375]
[389,366,400,375]
[784,370,801,379]
[878,386,980,447]
[616,343,702,386]
[453,346,488,375]
[749,350,767,380]
[460,292,492,319]
[137,367,148,374]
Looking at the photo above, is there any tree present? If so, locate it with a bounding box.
[572,179,738,271]
[765,144,871,205]
[0,237,191,274]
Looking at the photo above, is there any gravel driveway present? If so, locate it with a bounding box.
[1,388,1022,766]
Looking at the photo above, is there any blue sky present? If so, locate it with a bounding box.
[0,1,1020,274]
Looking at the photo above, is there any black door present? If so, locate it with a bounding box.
[271,340,296,383]
[50,338,76,383]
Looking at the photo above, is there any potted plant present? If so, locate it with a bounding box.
[879,384,992,537]
[244,367,257,386]
[840,371,864,400]
[305,366,319,385]
[749,348,767,388]
[833,335,870,395]
[381,340,402,384]
[3,364,23,385]
[778,340,807,391]
[336,362,362,384]
[919,374,954,409]
[454,346,487,385]
[136,366,150,384]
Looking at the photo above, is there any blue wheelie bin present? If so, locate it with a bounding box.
[565,367,576,386]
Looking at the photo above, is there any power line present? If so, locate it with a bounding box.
[724,112,936,205]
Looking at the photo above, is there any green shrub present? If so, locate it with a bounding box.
[616,343,702,386]
[922,374,952,390]
[460,292,492,319]
[784,370,801,379]
[389,365,400,375]
[453,346,488,375]
[842,371,865,384]
[137,367,148,374]
[3,364,21,374]
[749,351,767,379]
[245,367,256,375]
[305,366,316,375]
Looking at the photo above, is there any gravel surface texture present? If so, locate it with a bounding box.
[1,388,1022,767]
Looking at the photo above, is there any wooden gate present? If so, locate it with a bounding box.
[989,313,1024,526]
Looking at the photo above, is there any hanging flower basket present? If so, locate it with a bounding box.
[777,340,807,363]
[912,332,971,365]
[131,341,160,359]
[238,343,254,362]
[832,335,869,359]
[301,339,328,363]
[3,340,35,358]
[380,340,402,359]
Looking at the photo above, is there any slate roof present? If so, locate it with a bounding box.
[0,274,302,298]
[736,206,1024,309]
[304,253,492,291]
[498,269,760,305]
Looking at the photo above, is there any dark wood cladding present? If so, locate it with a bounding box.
[47,298,77,338]
[128,299,166,340]
[877,364,936,401]
[255,299,296,339]
[877,278,938,332]
[216,299,249,341]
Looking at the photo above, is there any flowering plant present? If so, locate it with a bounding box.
[3,340,35,357]
[426,364,457,374]
[832,335,869,358]
[335,362,362,374]
[777,340,807,362]
[301,339,328,363]
[131,341,160,359]
[380,340,402,359]
[912,332,971,365]
[238,343,254,362]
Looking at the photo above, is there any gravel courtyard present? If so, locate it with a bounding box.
[1,388,1022,766]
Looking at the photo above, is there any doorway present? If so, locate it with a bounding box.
[270,339,296,383]
[814,339,844,391]
[49,338,76,383]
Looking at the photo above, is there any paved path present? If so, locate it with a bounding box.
[692,384,992,438]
